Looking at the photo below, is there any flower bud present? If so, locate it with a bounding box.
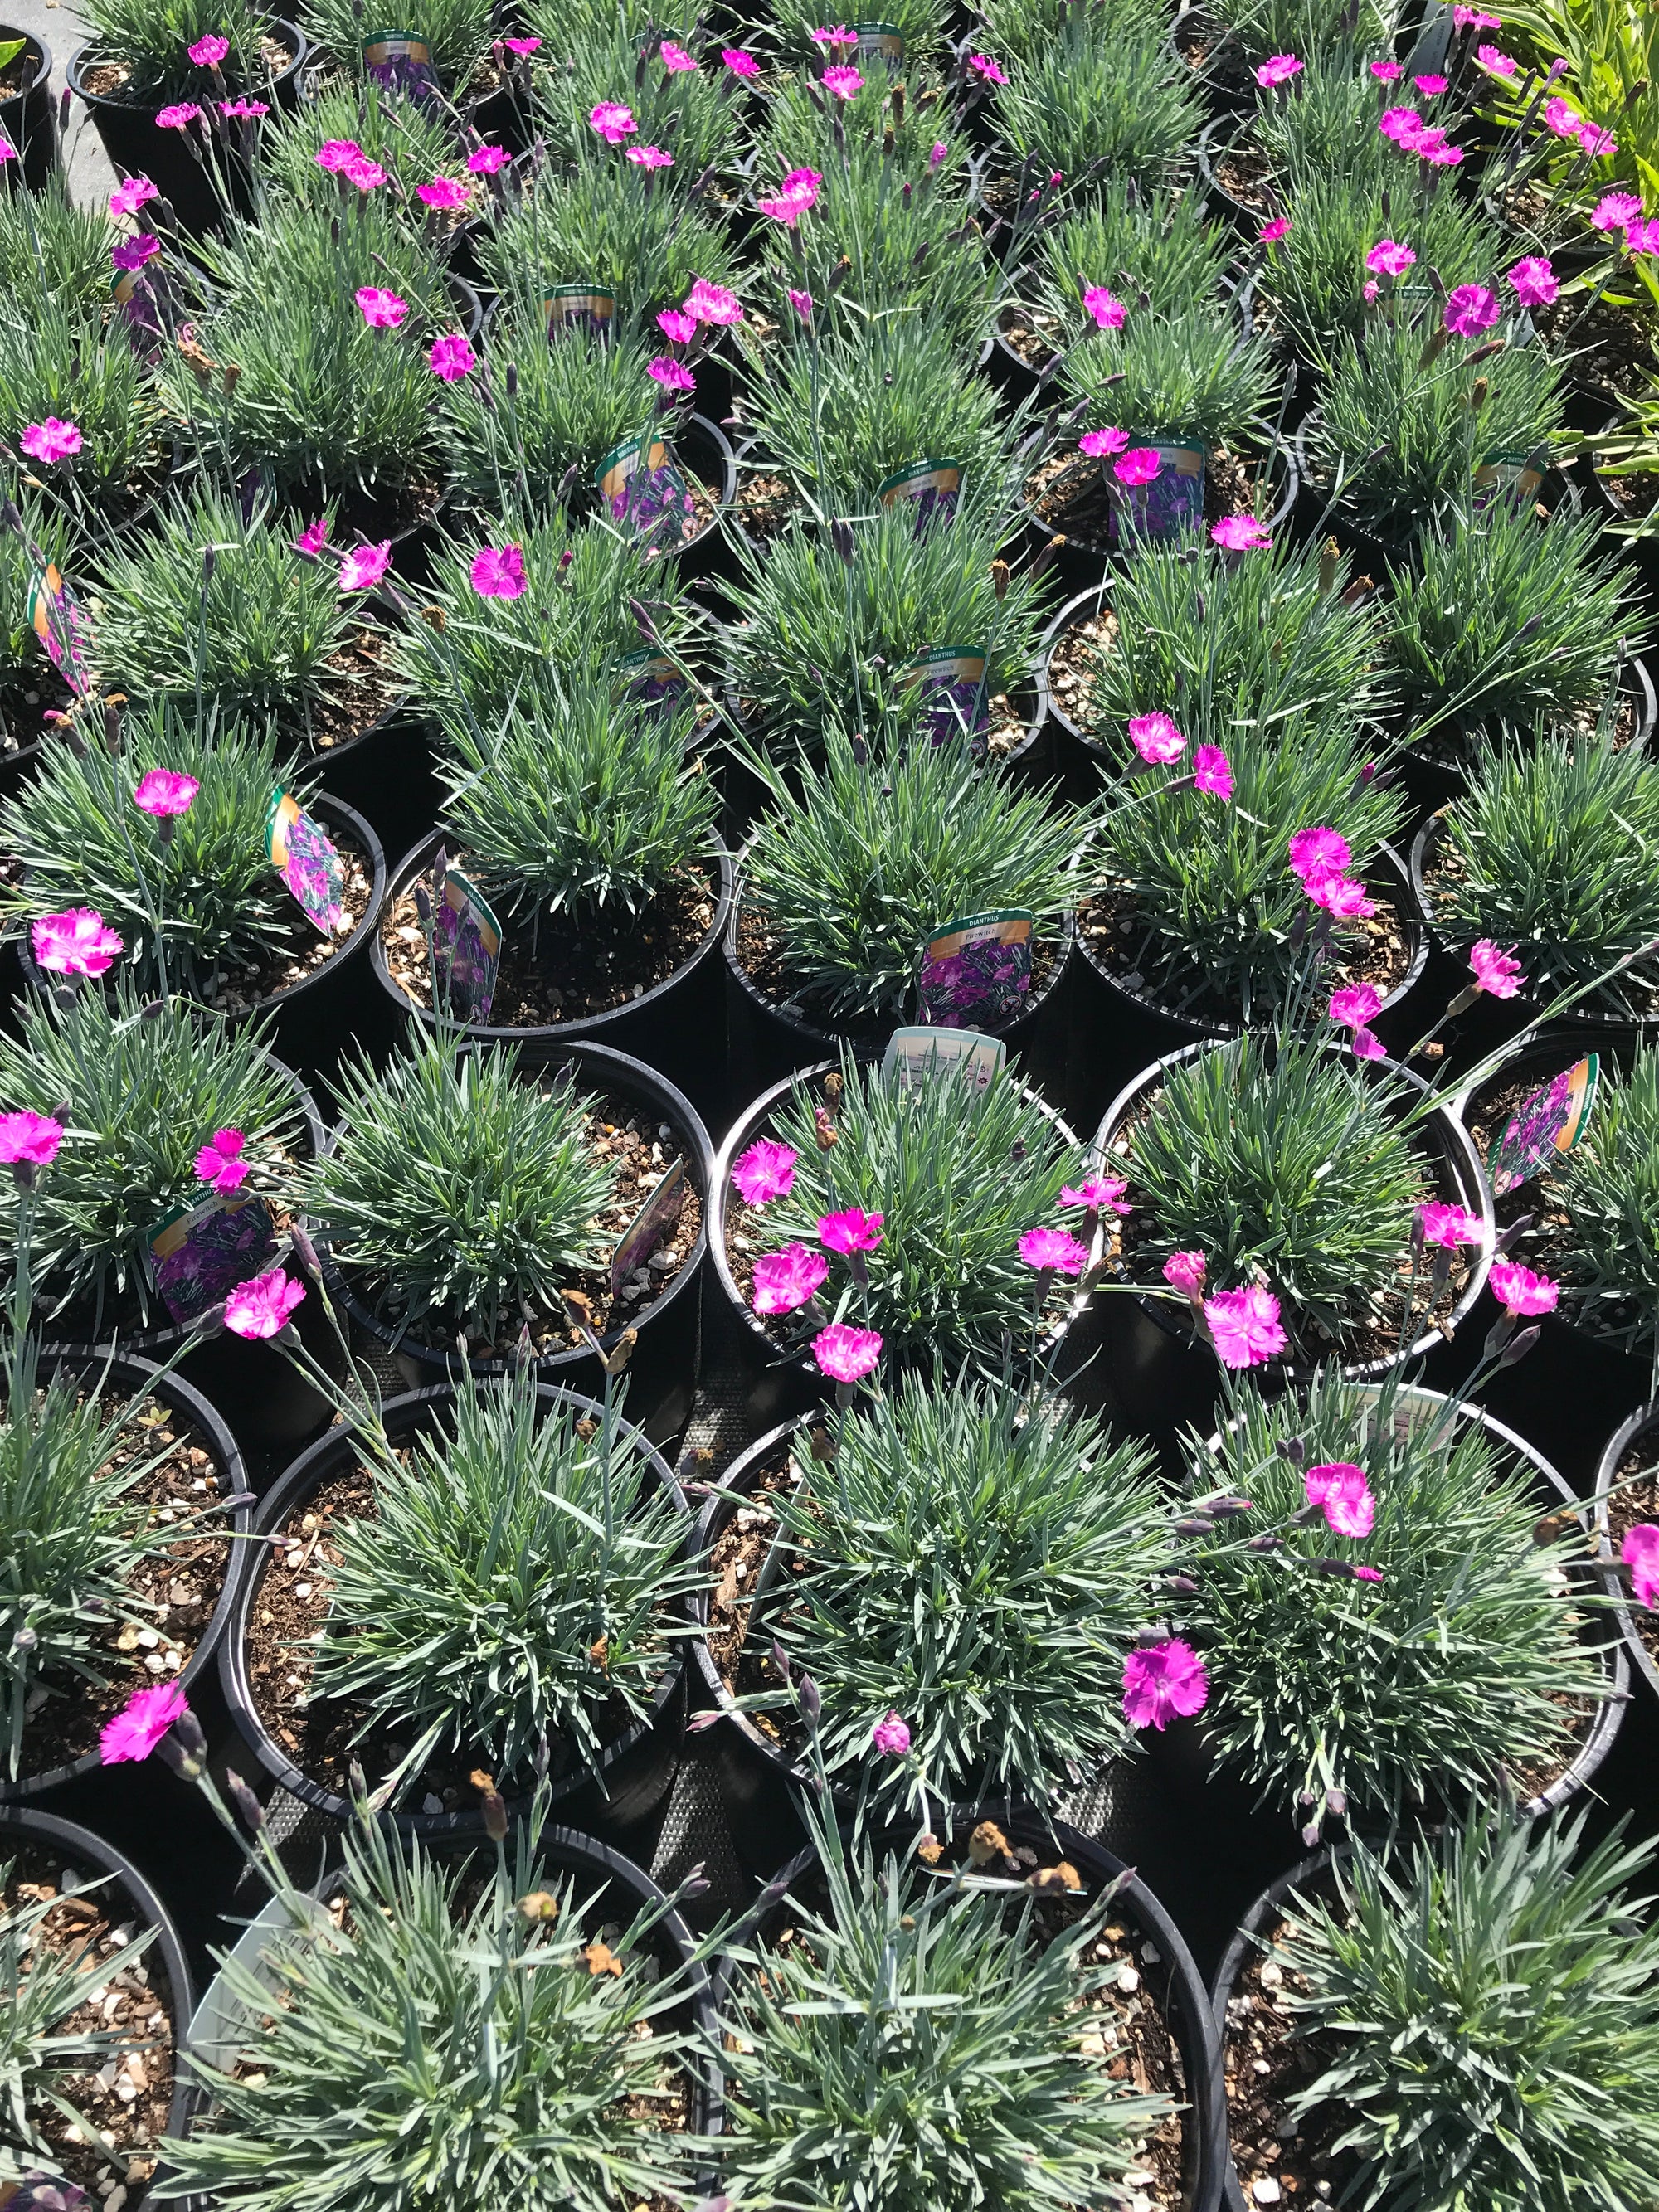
[518,1889,560,1922]
[470,1767,509,1840]
[173,1704,207,1757]
[289,1223,322,1281]
[831,517,857,565]
[1498,1322,1542,1369]
[226,1767,265,1831]
[798,1672,821,1729]
[1275,1434,1306,1465]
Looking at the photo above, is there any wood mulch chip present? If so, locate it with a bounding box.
[1026,445,1266,556]
[1048,603,1115,738]
[195,829,375,1017]
[1000,306,1062,370]
[1215,143,1273,215]
[382,860,717,1025]
[1219,1911,1359,2211]
[706,1452,804,1750]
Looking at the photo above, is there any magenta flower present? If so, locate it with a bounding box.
[656,308,698,344]
[1452,3,1501,22]
[1128,711,1185,764]
[355,286,407,328]
[1258,216,1290,244]
[627,144,674,168]
[428,332,475,381]
[417,175,469,208]
[1414,70,1447,92]
[1443,284,1501,335]
[20,418,81,463]
[1060,1175,1128,1216]
[1304,869,1376,919]
[1363,279,1380,303]
[590,100,638,143]
[1122,1638,1208,1731]
[1622,1524,1659,1609]
[1193,744,1234,798]
[0,1111,63,1167]
[1418,1201,1482,1249]
[1113,448,1163,487]
[1017,1225,1091,1276]
[1594,190,1642,235]
[1288,824,1350,881]
[32,908,123,976]
[1211,513,1272,551]
[812,1322,883,1382]
[195,1126,248,1193]
[1080,426,1130,458]
[1355,1564,1384,1583]
[1305,1461,1376,1539]
[187,32,230,66]
[659,39,697,69]
[1367,237,1416,275]
[470,543,526,599]
[294,515,328,557]
[134,768,198,818]
[732,1139,797,1204]
[871,1710,911,1755]
[1489,1260,1559,1316]
[1370,57,1402,78]
[1082,284,1126,328]
[1204,1284,1287,1369]
[822,64,864,97]
[1506,255,1558,308]
[968,51,1007,81]
[1470,939,1523,998]
[1379,105,1423,141]
[109,174,160,216]
[1255,51,1303,84]
[504,34,540,52]
[1329,983,1382,1028]
[752,1242,830,1315]
[1580,123,1617,157]
[339,540,392,592]
[468,143,511,173]
[722,46,760,75]
[155,101,203,128]
[818,1208,884,1253]
[225,1267,307,1339]
[315,137,362,172]
[1542,95,1581,136]
[1352,1027,1386,1060]
[649,355,696,391]
[220,95,268,116]
[100,1681,188,1765]
[343,154,386,190]
[810,25,856,46]
[1477,41,1516,70]
[1163,1249,1206,1295]
[788,287,814,321]
[930,139,948,164]
[684,277,743,325]
[111,233,161,272]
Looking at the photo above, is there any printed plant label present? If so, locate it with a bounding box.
[25,562,93,695]
[1486,1055,1598,1196]
[148,1191,277,1325]
[428,859,502,1023]
[883,1024,1006,1093]
[907,645,989,751]
[616,645,689,707]
[266,788,346,936]
[917,907,1034,1029]
[1474,445,1545,506]
[878,457,961,531]
[360,26,439,95]
[2,2180,91,2212]
[1107,440,1206,546]
[545,284,616,338]
[610,1155,687,1296]
[113,265,163,363]
[596,434,699,558]
[854,20,906,66]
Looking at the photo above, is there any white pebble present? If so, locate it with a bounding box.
[294,1582,313,1599]
[144,1653,166,1674]
[1252,2182,1282,2206]
[136,1629,159,1650]
[422,1793,445,1815]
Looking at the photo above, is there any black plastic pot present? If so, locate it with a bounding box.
[317,1035,710,1444]
[0,29,58,188]
[309,702,440,873]
[1195,113,1267,236]
[1592,1402,1659,1706]
[721,1805,1228,2212]
[1294,413,1582,568]
[0,1801,195,2206]
[68,17,309,238]
[371,834,734,1125]
[0,1354,251,1802]
[219,1383,695,1843]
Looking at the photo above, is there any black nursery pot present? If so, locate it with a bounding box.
[0,1802,195,2206]
[309,703,440,874]
[1592,1402,1659,1707]
[318,1035,711,1445]
[68,17,309,240]
[0,29,58,189]
[218,1383,695,1845]
[1394,653,1657,823]
[0,1354,251,1803]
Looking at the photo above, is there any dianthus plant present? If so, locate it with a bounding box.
[1063,299,1278,452]
[994,14,1204,187]
[1267,172,1500,363]
[1543,1046,1659,1364]
[1026,181,1230,343]
[536,25,740,187]
[299,0,496,86]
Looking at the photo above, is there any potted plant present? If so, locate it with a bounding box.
[304,1026,710,1439]
[0,26,57,187]
[533,23,747,197]
[221,1369,703,1835]
[0,177,114,318]
[1,1799,193,2202]
[1592,1398,1659,1703]
[0,293,167,523]
[299,0,496,103]
[1198,48,1398,227]
[988,13,1204,210]
[1211,1808,1659,2212]
[251,77,469,233]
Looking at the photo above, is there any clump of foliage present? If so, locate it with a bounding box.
[1026,180,1229,344]
[1267,174,1501,362]
[479,158,740,328]
[78,0,266,101]
[0,176,116,317]
[1546,1046,1659,1359]
[0,293,162,515]
[300,0,497,87]
[1064,299,1278,451]
[993,15,1204,186]
[255,80,465,219]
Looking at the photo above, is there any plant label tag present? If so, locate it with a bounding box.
[907,645,989,752]
[1,2179,91,2211]
[610,1155,687,1296]
[1474,445,1545,507]
[917,908,1034,1028]
[616,645,689,707]
[596,434,699,559]
[112,265,163,363]
[266,788,347,936]
[1107,440,1206,546]
[545,284,616,338]
[854,20,906,66]
[878,456,961,531]
[883,1024,1006,1092]
[1486,1055,1598,1196]
[428,860,502,1022]
[360,26,439,97]
[25,562,93,696]
[147,1191,277,1325]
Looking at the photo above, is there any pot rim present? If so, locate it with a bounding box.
[0,26,51,107]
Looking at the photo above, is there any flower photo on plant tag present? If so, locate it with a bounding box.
[1472,441,1547,508]
[426,862,502,1023]
[916,909,1034,1029]
[907,645,989,752]
[359,26,440,99]
[25,562,94,695]
[609,1155,686,1296]
[544,284,616,339]
[1486,1056,1599,1197]
[595,432,698,558]
[146,1189,278,1324]
[854,20,906,66]
[882,1024,1005,1091]
[878,456,962,532]
[1107,440,1204,546]
[266,787,347,935]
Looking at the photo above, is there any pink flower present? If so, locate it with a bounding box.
[1453,4,1501,22]
[504,34,540,53]
[1470,939,1523,998]
[219,96,267,116]
[470,543,526,599]
[1370,58,1402,78]
[339,540,392,592]
[1379,105,1423,141]
[20,418,80,463]
[1489,1261,1559,1316]
[417,175,469,207]
[225,1267,307,1339]
[627,144,674,168]
[1622,1523,1659,1609]
[812,1322,883,1382]
[134,768,198,818]
[100,1681,188,1765]
[871,1710,911,1754]
[1580,123,1618,158]
[590,100,638,143]
[1258,216,1290,244]
[1122,1638,1208,1731]
[1543,96,1580,137]
[468,143,511,173]
[1080,426,1130,458]
[1593,190,1642,234]
[1163,1249,1206,1295]
[1443,284,1500,335]
[109,174,159,216]
[1082,284,1126,328]
[32,908,123,976]
[111,233,161,272]
[187,32,230,66]
[722,46,760,75]
[1351,1026,1386,1060]
[1477,42,1516,70]
[355,285,407,328]
[155,102,202,129]
[1363,280,1380,302]
[1211,513,1272,551]
[1204,1284,1287,1369]
[1060,1176,1128,1215]
[1628,218,1659,256]
[1414,70,1447,93]
[1329,983,1382,1028]
[1507,255,1558,307]
[684,277,743,325]
[1367,237,1416,275]
[0,1111,63,1167]
[1304,869,1377,919]
[810,26,856,46]
[752,1242,830,1315]
[1305,1460,1376,1539]
[930,139,948,165]
[1355,1564,1384,1582]
[733,1140,797,1204]
[1128,711,1185,764]
[649,355,696,391]
[822,64,864,97]
[1193,744,1234,798]
[1115,447,1161,485]
[968,52,1008,82]
[788,287,813,321]
[1018,1225,1092,1275]
[428,332,475,381]
[195,1127,247,1193]
[1256,53,1303,85]
[315,138,362,172]
[659,39,697,69]
[294,515,328,557]
[1418,1201,1482,1248]
[1288,824,1350,881]
[818,1208,884,1253]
